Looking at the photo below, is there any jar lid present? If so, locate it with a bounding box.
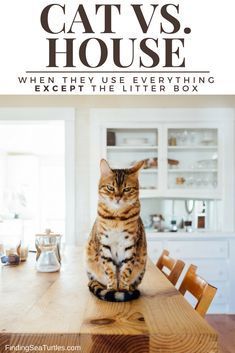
[35,229,62,237]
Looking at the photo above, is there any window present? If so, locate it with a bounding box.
[0,121,65,248]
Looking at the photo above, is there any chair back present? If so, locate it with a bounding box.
[179,264,217,317]
[156,249,185,286]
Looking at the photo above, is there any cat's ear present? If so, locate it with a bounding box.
[129,160,145,175]
[100,159,112,176]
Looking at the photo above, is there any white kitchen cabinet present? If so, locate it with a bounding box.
[90,109,234,228]
[147,234,235,314]
[147,240,163,262]
[103,123,222,200]
[167,240,228,259]
[165,124,221,199]
[106,127,160,196]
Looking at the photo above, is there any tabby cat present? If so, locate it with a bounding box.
[86,159,147,302]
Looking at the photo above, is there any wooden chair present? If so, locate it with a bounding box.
[179,264,217,317]
[156,249,185,286]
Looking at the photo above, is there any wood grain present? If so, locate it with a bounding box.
[0,247,218,353]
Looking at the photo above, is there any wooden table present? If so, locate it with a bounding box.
[0,247,218,353]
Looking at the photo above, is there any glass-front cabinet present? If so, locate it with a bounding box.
[106,128,160,198]
[166,126,220,198]
[89,109,234,232]
[105,124,221,200]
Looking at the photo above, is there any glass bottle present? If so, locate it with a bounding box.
[35,229,62,272]
[170,220,178,232]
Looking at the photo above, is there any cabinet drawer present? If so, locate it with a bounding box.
[147,241,163,262]
[184,283,228,306]
[195,260,228,282]
[167,241,228,259]
[213,284,229,304]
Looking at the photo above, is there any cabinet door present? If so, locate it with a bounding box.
[164,123,222,199]
[167,240,228,259]
[105,126,162,198]
[147,240,163,262]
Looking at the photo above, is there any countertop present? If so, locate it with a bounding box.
[146,230,235,240]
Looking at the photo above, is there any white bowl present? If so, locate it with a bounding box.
[122,138,149,146]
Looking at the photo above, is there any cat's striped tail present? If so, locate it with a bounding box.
[88,280,140,302]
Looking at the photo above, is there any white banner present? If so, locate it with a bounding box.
[0,0,234,94]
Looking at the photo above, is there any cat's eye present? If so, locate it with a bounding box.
[107,185,115,192]
[123,187,131,192]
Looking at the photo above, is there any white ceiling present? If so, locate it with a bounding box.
[0,122,65,156]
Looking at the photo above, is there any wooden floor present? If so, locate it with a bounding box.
[206,315,235,353]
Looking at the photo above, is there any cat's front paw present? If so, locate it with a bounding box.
[119,282,131,291]
[129,284,136,291]
[107,281,118,291]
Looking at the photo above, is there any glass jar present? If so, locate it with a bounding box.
[168,132,177,146]
[35,229,62,273]
[17,243,29,261]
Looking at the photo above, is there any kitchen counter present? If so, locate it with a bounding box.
[146,230,235,240]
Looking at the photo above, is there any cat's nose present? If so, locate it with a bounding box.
[116,196,121,203]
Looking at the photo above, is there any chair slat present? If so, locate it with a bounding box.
[156,249,185,286]
[179,264,217,317]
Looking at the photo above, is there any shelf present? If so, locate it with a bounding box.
[139,188,221,199]
[142,169,158,173]
[167,187,218,192]
[107,146,158,151]
[168,169,218,173]
[164,188,221,200]
[140,189,158,198]
[168,146,217,150]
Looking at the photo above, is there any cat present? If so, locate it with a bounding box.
[85,159,147,302]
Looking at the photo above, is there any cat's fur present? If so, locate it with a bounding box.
[85,159,147,302]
